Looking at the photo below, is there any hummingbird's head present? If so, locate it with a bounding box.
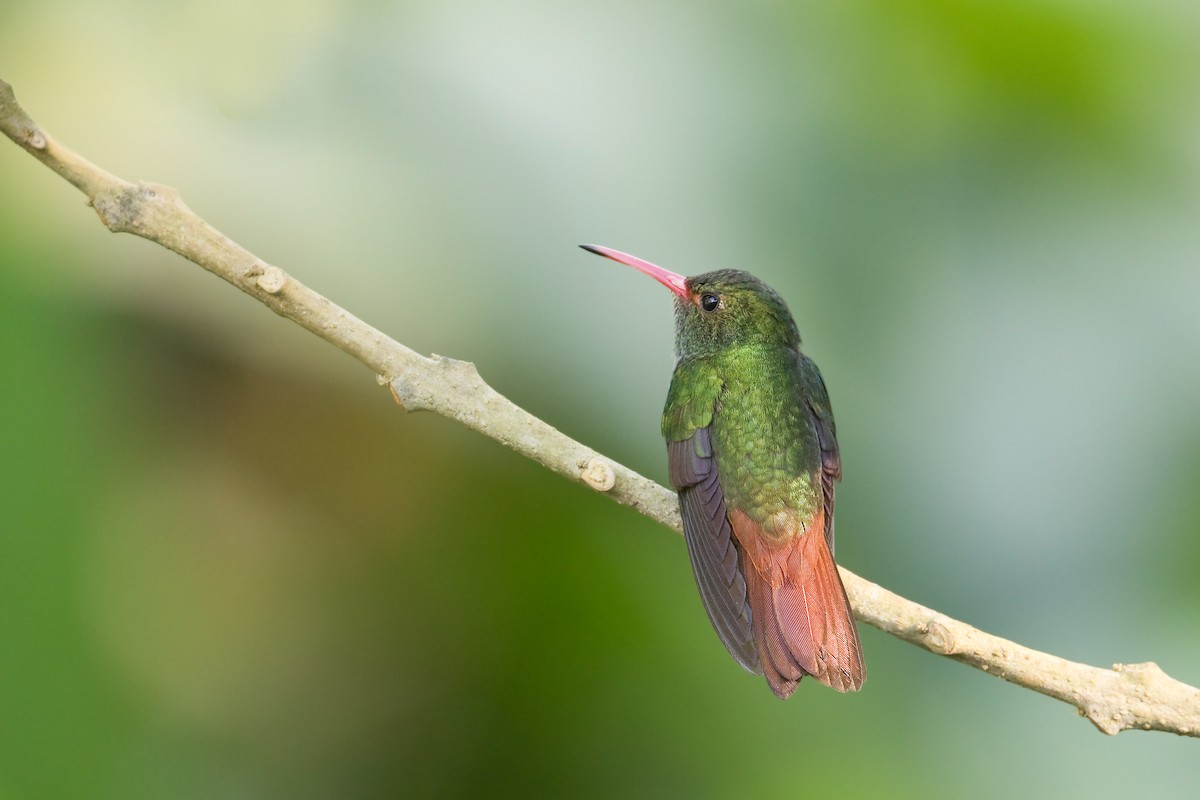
[675,269,801,358]
[580,245,801,359]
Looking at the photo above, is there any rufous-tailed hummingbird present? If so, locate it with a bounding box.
[582,244,865,698]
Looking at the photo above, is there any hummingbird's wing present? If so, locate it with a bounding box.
[667,426,759,675]
[798,354,841,552]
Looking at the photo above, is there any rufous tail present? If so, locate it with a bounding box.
[731,508,865,698]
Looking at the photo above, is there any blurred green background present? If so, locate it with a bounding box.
[3,1,1199,797]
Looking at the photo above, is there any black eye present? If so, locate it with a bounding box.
[700,293,720,312]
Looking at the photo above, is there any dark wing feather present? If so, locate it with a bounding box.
[667,427,759,674]
[798,355,841,551]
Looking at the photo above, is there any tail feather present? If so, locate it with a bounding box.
[746,567,805,698]
[732,508,865,697]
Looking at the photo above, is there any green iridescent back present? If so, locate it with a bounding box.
[663,345,822,538]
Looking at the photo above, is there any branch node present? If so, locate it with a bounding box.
[27,129,45,149]
[1086,712,1121,736]
[1114,661,1156,678]
[93,182,153,233]
[387,379,411,410]
[255,265,287,294]
[432,353,480,381]
[923,620,957,655]
[388,375,432,413]
[580,455,617,492]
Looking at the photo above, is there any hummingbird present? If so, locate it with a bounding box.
[581,244,865,698]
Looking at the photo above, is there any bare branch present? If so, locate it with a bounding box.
[3,78,1197,737]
